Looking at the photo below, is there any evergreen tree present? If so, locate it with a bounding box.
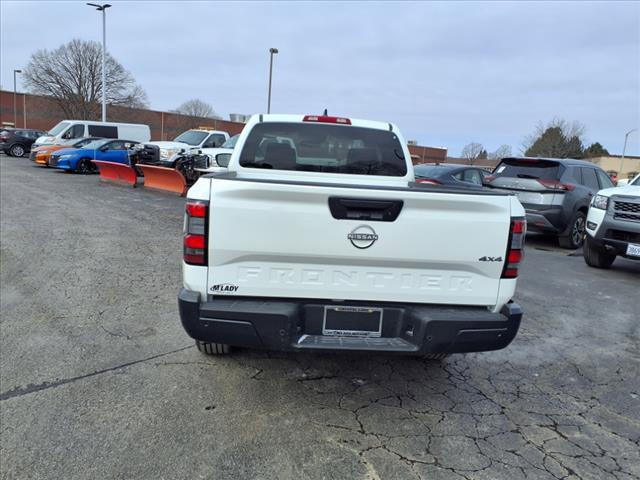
[584,142,610,158]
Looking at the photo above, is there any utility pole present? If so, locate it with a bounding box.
[87,3,112,121]
[267,48,278,114]
[13,69,22,127]
[619,128,637,180]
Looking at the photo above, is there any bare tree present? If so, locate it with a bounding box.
[489,144,512,160]
[175,99,219,119]
[461,142,485,165]
[22,39,148,119]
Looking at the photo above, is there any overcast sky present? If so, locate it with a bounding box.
[1,1,639,156]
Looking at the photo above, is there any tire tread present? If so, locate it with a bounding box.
[423,353,450,361]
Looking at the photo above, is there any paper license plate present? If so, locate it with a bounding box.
[322,306,383,338]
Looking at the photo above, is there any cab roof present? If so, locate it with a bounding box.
[253,114,398,132]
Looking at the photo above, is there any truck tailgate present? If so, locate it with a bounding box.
[207,179,512,306]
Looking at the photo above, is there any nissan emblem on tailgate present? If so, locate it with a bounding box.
[348,225,378,249]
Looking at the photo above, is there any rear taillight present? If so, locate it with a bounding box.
[537,179,575,191]
[183,199,208,265]
[502,217,525,278]
[303,115,351,125]
[416,178,442,185]
[0,135,8,142]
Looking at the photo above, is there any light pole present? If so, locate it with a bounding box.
[87,3,111,122]
[619,128,637,180]
[13,69,22,127]
[267,47,278,114]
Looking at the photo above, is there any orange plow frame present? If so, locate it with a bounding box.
[137,164,188,196]
[93,160,138,187]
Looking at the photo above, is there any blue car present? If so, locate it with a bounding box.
[49,139,139,174]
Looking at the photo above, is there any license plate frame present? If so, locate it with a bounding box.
[626,243,640,257]
[322,306,383,338]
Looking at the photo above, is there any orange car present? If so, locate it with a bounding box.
[29,137,101,166]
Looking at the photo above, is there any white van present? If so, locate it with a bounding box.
[34,120,151,146]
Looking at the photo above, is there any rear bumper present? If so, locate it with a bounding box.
[178,289,523,355]
[524,207,564,233]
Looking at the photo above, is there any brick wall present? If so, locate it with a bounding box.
[0,90,245,140]
[0,90,447,158]
[587,156,640,180]
[408,145,448,164]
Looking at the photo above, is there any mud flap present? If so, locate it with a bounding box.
[137,164,187,196]
[93,160,137,187]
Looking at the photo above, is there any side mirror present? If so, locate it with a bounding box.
[216,153,231,168]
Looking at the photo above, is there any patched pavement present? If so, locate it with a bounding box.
[1,155,639,480]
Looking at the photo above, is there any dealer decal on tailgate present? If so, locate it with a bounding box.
[210,284,239,293]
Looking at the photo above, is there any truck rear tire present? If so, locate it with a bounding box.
[583,236,615,269]
[195,340,232,355]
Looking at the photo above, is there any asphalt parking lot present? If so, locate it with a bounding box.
[1,153,639,480]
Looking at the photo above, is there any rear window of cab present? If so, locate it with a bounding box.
[239,122,407,176]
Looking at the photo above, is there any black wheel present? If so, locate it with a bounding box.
[583,235,615,269]
[9,144,25,157]
[76,158,95,175]
[195,340,232,355]
[423,353,450,361]
[558,211,586,249]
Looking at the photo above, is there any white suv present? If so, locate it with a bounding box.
[584,174,640,268]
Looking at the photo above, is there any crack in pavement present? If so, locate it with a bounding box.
[0,345,193,401]
[273,351,640,480]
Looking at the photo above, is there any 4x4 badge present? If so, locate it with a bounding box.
[478,256,503,262]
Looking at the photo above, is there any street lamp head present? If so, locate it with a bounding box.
[14,69,22,74]
[87,3,111,10]
[269,48,279,54]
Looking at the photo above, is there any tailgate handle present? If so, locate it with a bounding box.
[328,197,403,222]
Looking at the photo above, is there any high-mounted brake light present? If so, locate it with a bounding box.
[184,200,209,265]
[303,115,352,125]
[502,218,525,279]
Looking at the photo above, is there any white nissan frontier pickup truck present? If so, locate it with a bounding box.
[178,114,525,358]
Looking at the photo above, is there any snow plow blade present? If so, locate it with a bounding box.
[138,164,187,196]
[93,160,138,187]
